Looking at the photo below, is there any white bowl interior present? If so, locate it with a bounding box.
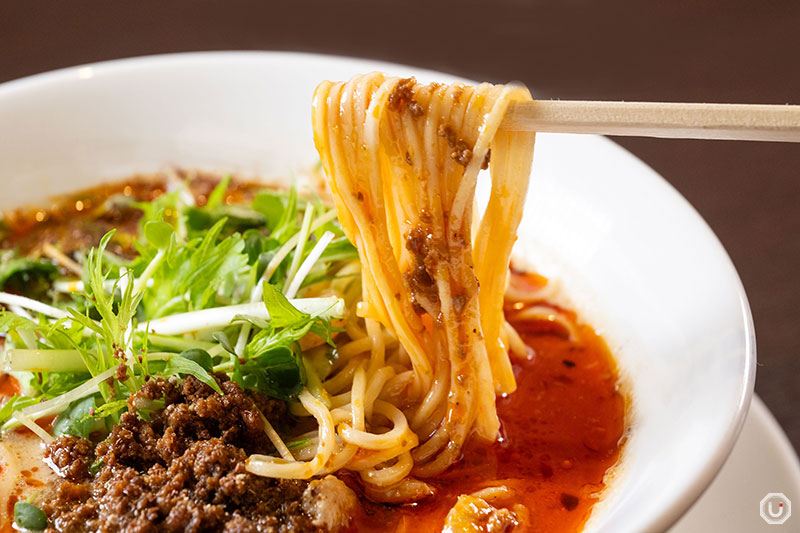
[0,52,755,532]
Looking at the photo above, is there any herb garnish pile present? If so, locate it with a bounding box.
[0,177,357,442]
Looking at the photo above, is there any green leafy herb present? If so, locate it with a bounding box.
[134,190,182,234]
[0,252,56,296]
[139,217,249,318]
[89,458,105,476]
[90,399,128,421]
[184,207,215,232]
[267,186,299,242]
[53,395,99,439]
[286,437,311,449]
[252,190,287,230]
[260,282,308,328]
[14,501,48,531]
[179,349,214,372]
[205,174,231,210]
[28,370,92,401]
[163,356,222,394]
[233,284,337,399]
[68,231,143,379]
[0,395,38,426]
[238,345,304,400]
[143,220,174,250]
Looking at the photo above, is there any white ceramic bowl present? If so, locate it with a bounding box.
[0,52,755,532]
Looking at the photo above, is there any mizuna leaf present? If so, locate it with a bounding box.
[163,356,222,394]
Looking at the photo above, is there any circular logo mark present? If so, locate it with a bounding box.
[760,493,792,525]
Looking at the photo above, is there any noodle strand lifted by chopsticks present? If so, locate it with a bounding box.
[311,73,535,480]
[247,73,534,496]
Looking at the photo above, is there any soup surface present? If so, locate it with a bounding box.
[0,173,625,532]
[351,287,625,532]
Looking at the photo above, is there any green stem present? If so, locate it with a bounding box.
[133,248,166,295]
[6,349,88,373]
[142,333,215,352]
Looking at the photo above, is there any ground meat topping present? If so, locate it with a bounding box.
[404,225,442,315]
[40,376,356,532]
[437,124,474,167]
[45,435,94,482]
[481,149,491,170]
[388,78,425,118]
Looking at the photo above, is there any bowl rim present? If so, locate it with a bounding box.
[0,50,757,532]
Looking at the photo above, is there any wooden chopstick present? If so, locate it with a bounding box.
[500,100,800,142]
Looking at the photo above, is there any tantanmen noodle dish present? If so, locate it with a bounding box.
[0,74,626,532]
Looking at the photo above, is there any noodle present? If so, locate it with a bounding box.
[504,320,530,358]
[339,400,412,449]
[310,73,535,482]
[511,305,579,340]
[246,390,336,479]
[359,450,414,486]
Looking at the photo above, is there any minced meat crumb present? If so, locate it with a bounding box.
[45,435,94,482]
[388,78,425,118]
[41,376,356,533]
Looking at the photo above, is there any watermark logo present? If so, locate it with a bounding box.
[760,493,791,525]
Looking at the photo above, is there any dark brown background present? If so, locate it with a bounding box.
[1,1,798,449]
